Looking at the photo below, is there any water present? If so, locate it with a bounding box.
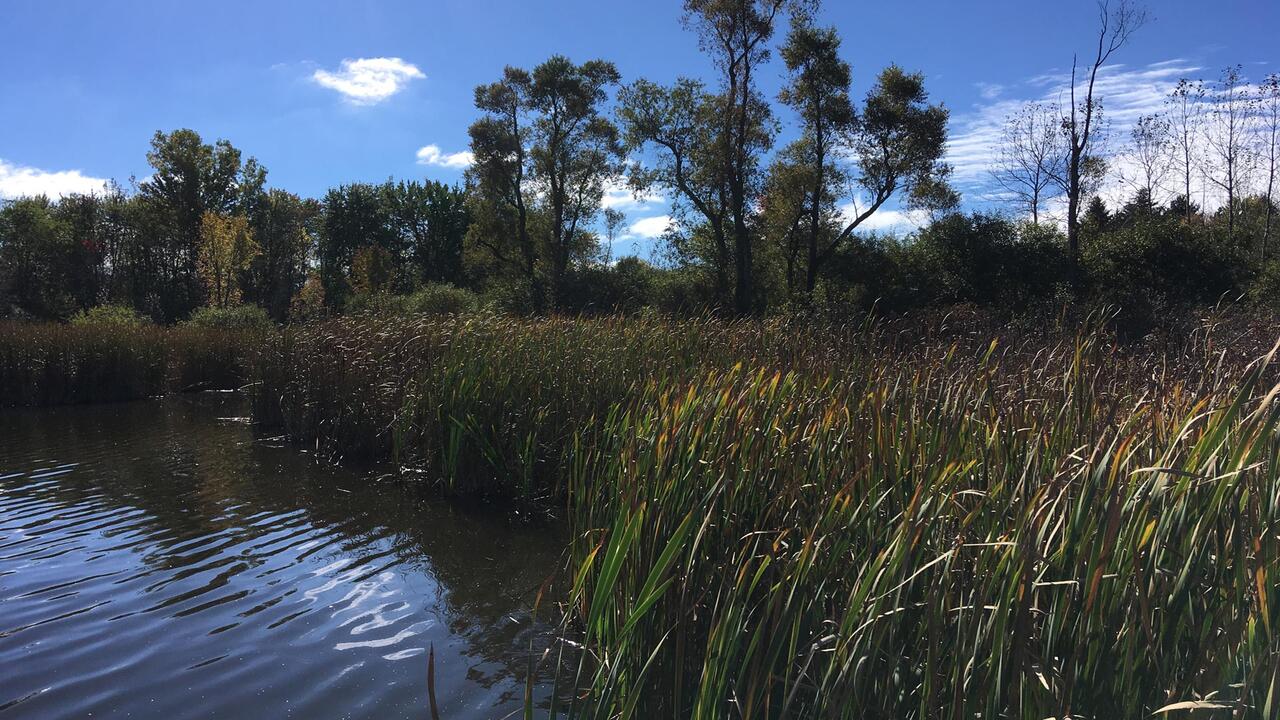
[0,394,564,719]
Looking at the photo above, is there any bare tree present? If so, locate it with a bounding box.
[990,102,1065,224]
[1204,65,1258,241]
[1062,0,1149,260]
[1165,78,1206,222]
[1119,113,1173,201]
[1259,73,1280,262]
[602,207,626,265]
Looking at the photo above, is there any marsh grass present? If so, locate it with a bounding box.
[556,329,1280,718]
[250,311,1280,716]
[0,321,260,406]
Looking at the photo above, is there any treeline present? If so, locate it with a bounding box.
[2,0,1278,328]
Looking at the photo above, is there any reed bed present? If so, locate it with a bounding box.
[0,321,259,406]
[251,311,1280,716]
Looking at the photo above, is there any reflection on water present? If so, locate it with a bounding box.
[0,394,564,719]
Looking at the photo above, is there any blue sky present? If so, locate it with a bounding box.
[2,0,1276,258]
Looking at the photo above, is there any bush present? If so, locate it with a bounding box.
[1249,260,1280,310]
[346,284,482,317]
[184,304,275,331]
[70,303,148,327]
[403,283,482,315]
[558,258,657,315]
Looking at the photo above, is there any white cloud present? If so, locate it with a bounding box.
[0,159,109,199]
[416,144,474,169]
[627,215,672,239]
[602,177,664,210]
[838,203,929,234]
[951,58,1280,217]
[312,57,424,105]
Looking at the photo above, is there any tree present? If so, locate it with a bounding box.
[1258,73,1280,261]
[1204,65,1258,242]
[1085,195,1111,231]
[385,180,469,286]
[137,129,266,319]
[1061,0,1148,260]
[319,183,398,308]
[0,197,72,318]
[197,211,259,309]
[468,58,622,312]
[776,19,856,296]
[468,66,539,307]
[528,56,624,307]
[680,0,806,314]
[1119,113,1172,201]
[831,67,956,257]
[245,190,319,321]
[602,208,626,265]
[1166,78,1207,223]
[619,78,735,304]
[990,102,1065,224]
[760,149,817,295]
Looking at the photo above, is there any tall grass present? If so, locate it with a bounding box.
[251,311,1280,716]
[0,321,259,406]
[557,330,1280,718]
[251,313,862,497]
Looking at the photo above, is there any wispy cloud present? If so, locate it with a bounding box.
[948,60,1203,193]
[312,57,424,105]
[415,144,473,169]
[602,177,665,211]
[975,82,1004,100]
[0,159,109,199]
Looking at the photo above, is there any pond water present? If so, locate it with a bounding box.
[0,394,564,719]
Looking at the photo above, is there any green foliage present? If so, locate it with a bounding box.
[70,303,148,327]
[346,283,482,317]
[0,321,258,406]
[246,313,1280,717]
[561,330,1280,718]
[913,213,1072,308]
[1083,214,1242,332]
[184,304,274,331]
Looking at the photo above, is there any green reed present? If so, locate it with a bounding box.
[247,311,1279,716]
[557,330,1280,718]
[0,321,259,406]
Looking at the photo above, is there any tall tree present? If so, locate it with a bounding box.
[619,78,734,303]
[467,66,539,309]
[1120,113,1173,201]
[602,208,626,265]
[0,197,73,318]
[246,190,319,321]
[469,57,623,311]
[1256,73,1279,261]
[1061,0,1148,260]
[196,212,259,309]
[137,129,266,319]
[1166,78,1206,223]
[1204,65,1257,242]
[831,67,956,253]
[683,0,806,313]
[776,19,855,296]
[385,180,470,286]
[319,183,398,308]
[990,102,1065,224]
[528,56,624,307]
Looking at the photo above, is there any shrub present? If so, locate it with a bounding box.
[185,304,275,331]
[70,303,148,327]
[346,284,482,317]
